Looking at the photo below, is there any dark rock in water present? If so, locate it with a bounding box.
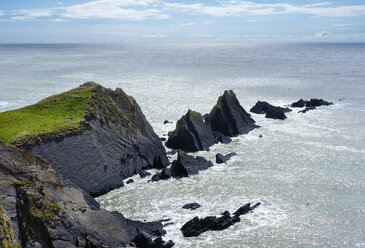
[151,168,172,182]
[259,135,263,138]
[0,142,169,247]
[215,152,237,164]
[291,98,333,108]
[19,83,168,197]
[171,150,214,178]
[265,106,287,120]
[182,203,201,210]
[160,137,167,141]
[298,106,316,113]
[291,98,306,107]
[214,131,232,144]
[163,120,171,124]
[181,202,260,237]
[166,110,215,152]
[205,90,259,137]
[305,98,333,107]
[126,179,134,184]
[139,170,151,178]
[130,232,174,248]
[250,101,291,120]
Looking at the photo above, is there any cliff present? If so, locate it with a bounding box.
[0,82,168,196]
[0,142,169,248]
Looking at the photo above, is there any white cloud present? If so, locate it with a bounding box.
[166,1,365,18]
[10,9,54,21]
[315,30,330,38]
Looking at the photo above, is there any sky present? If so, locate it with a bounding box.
[1,0,365,43]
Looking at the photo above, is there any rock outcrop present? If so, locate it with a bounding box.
[0,142,171,247]
[206,90,258,137]
[291,98,333,108]
[250,101,291,120]
[171,150,214,178]
[165,110,215,152]
[180,202,261,237]
[215,152,237,164]
[5,83,168,197]
[166,90,258,152]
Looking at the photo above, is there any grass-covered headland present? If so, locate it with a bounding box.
[0,83,96,147]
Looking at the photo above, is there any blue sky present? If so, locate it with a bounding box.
[1,0,365,43]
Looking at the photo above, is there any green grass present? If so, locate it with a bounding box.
[0,84,95,145]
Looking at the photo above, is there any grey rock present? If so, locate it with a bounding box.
[205,90,259,137]
[250,101,291,120]
[166,110,215,152]
[215,152,237,164]
[182,203,201,210]
[171,150,213,178]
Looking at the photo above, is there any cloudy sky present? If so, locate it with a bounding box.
[1,0,365,43]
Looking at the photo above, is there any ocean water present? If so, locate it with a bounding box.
[1,43,365,247]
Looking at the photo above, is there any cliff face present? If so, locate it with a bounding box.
[3,82,168,197]
[0,142,166,248]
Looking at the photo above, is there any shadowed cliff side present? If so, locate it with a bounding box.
[0,142,170,248]
[0,82,168,197]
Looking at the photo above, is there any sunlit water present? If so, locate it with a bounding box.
[1,43,364,247]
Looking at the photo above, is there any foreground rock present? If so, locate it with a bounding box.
[4,82,168,197]
[206,90,259,137]
[215,152,237,164]
[0,142,170,247]
[291,98,333,108]
[171,150,214,178]
[182,203,201,210]
[181,202,261,237]
[166,110,215,152]
[250,101,291,120]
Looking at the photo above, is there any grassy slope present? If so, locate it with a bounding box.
[0,84,94,145]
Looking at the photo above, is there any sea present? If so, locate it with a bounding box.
[0,43,364,247]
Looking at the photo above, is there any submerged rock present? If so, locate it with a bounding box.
[250,101,291,120]
[166,110,215,152]
[215,152,237,164]
[182,203,201,210]
[6,83,169,197]
[205,90,259,137]
[0,142,169,247]
[126,179,134,184]
[171,150,214,178]
[180,202,261,237]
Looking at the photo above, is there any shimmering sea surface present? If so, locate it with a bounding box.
[1,43,364,247]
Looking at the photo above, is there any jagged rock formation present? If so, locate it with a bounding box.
[215,152,237,164]
[170,151,214,178]
[165,110,215,152]
[250,101,291,120]
[205,90,258,137]
[0,142,172,248]
[180,202,261,237]
[291,98,333,108]
[150,150,214,181]
[1,83,168,197]
[166,90,258,152]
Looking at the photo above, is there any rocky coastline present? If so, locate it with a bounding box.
[0,82,334,247]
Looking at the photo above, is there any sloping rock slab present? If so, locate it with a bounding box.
[0,142,170,247]
[166,110,215,152]
[171,150,214,178]
[205,90,259,137]
[181,202,261,237]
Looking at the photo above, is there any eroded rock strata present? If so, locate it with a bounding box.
[0,142,172,248]
[15,83,168,197]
